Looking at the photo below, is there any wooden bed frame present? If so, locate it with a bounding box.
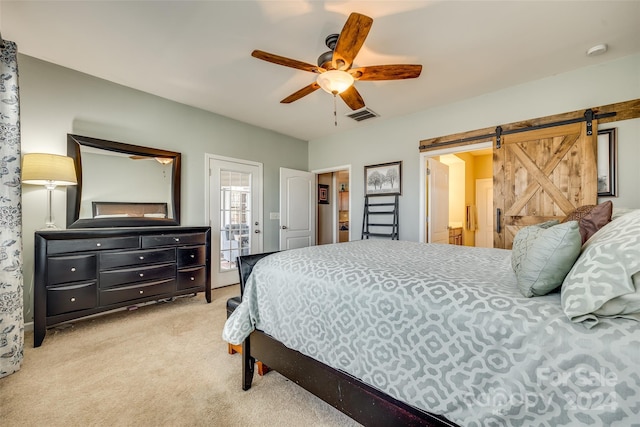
[237,253,457,427]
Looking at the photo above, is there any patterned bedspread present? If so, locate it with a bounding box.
[222,240,640,426]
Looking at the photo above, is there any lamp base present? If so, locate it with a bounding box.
[43,185,58,230]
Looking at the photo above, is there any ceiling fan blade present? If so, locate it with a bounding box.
[281,82,321,104]
[350,65,423,81]
[339,85,365,110]
[252,50,324,73]
[332,13,373,71]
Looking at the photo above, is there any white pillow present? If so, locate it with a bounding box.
[561,209,640,328]
[611,207,639,221]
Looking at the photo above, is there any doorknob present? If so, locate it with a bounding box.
[281,225,287,229]
[254,230,261,234]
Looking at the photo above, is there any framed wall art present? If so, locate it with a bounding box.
[318,184,329,204]
[365,161,402,196]
[597,128,617,197]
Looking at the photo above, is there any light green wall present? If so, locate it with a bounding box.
[20,54,307,322]
[18,53,640,323]
[309,54,640,242]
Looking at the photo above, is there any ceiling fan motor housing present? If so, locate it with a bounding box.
[325,34,339,49]
[317,34,340,68]
[317,51,333,68]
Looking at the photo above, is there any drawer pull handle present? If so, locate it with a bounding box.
[190,254,195,258]
[71,267,76,272]
[70,297,76,302]
[139,290,144,294]
[139,256,145,260]
[139,273,144,277]
[174,238,180,242]
[96,243,102,247]
[190,277,195,281]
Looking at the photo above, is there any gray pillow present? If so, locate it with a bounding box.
[511,220,582,297]
[561,209,640,328]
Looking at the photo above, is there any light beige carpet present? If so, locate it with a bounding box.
[0,285,360,427]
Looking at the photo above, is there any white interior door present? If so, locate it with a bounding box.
[475,178,494,248]
[209,156,263,288]
[280,167,315,250]
[428,158,450,244]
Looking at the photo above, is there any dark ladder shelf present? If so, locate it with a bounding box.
[361,195,399,240]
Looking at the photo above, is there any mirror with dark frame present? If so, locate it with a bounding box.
[66,134,181,228]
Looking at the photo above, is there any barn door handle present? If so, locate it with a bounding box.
[496,208,502,234]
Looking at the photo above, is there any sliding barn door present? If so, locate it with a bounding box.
[493,121,598,249]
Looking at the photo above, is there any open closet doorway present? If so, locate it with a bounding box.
[314,166,351,245]
[419,142,493,247]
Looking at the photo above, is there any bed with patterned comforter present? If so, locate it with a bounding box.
[223,239,640,426]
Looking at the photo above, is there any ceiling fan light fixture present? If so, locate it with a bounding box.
[155,157,173,165]
[316,70,354,95]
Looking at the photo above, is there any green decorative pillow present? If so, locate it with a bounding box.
[511,220,582,298]
[561,209,640,328]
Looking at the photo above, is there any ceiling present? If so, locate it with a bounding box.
[3,1,639,142]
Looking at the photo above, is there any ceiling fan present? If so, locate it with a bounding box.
[251,12,422,111]
[130,155,173,165]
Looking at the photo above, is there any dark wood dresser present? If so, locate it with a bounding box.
[34,226,211,347]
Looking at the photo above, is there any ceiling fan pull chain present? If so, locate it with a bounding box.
[333,93,338,126]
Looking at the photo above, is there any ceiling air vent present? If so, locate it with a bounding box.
[346,107,379,122]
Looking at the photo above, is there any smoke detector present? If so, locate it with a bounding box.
[586,44,608,57]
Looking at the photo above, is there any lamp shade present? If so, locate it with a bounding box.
[316,70,355,94]
[22,153,77,186]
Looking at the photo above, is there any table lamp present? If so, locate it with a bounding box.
[22,153,77,229]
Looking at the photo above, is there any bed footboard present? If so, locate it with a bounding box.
[237,252,278,391]
[236,252,456,427]
[249,330,454,426]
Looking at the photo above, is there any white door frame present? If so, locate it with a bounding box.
[311,164,352,243]
[419,142,492,243]
[205,153,263,287]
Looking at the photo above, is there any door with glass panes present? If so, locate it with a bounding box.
[209,156,263,287]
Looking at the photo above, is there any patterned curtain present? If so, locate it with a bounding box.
[0,39,23,378]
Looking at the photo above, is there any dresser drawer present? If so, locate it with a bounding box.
[141,233,206,248]
[47,282,97,316]
[99,263,175,288]
[177,266,206,290]
[100,248,176,270]
[48,237,139,255]
[177,245,206,268]
[47,255,97,285]
[100,278,176,306]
